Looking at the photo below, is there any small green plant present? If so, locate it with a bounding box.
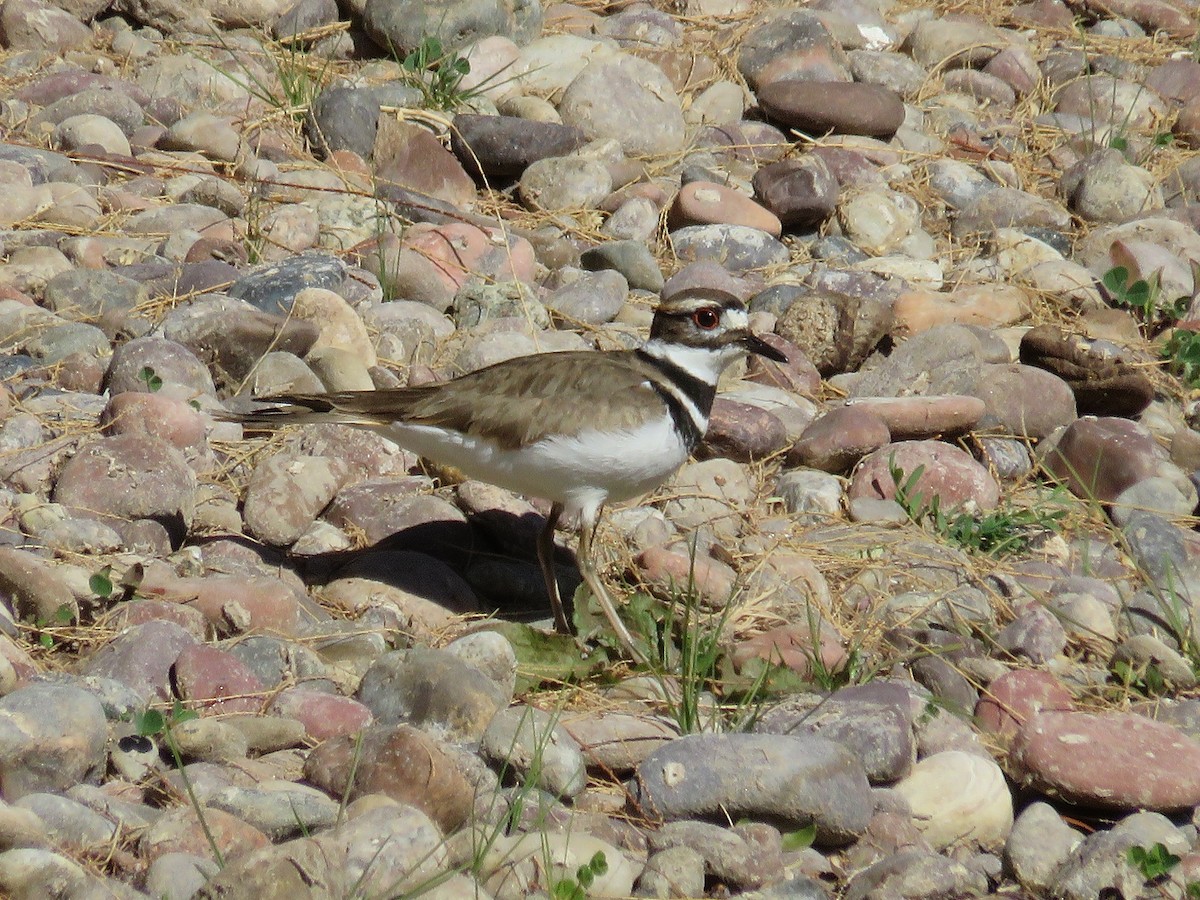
[34,602,74,649]
[89,566,113,599]
[400,36,473,110]
[597,545,804,733]
[394,34,524,112]
[1128,842,1180,882]
[204,31,338,131]
[1102,265,1186,328]
[1112,658,1168,696]
[889,457,1066,557]
[137,366,163,392]
[1163,328,1200,386]
[552,851,608,900]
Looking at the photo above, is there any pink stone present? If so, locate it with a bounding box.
[729,623,848,678]
[636,545,736,609]
[848,440,1001,510]
[139,570,308,637]
[975,669,1074,741]
[668,181,783,237]
[1013,711,1200,812]
[269,688,373,742]
[101,392,208,450]
[173,645,266,715]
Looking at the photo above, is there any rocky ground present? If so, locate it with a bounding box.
[0,0,1196,895]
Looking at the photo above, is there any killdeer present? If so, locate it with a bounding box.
[230,290,785,663]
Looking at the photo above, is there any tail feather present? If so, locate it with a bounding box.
[220,391,404,429]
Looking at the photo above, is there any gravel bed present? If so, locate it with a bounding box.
[0,0,1195,895]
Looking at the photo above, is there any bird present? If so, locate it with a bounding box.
[228,288,786,664]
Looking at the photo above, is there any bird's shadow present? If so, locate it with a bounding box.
[194,509,581,625]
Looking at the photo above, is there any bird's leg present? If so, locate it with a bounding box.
[536,502,572,635]
[577,514,647,665]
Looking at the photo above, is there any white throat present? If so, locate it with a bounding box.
[640,338,742,385]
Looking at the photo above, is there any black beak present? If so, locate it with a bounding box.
[745,333,788,362]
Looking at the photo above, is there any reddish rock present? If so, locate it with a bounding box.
[100,599,212,640]
[140,806,270,863]
[52,433,196,546]
[1044,417,1167,503]
[668,181,782,237]
[326,485,471,555]
[78,620,199,701]
[729,623,849,679]
[1146,58,1200,104]
[304,724,473,832]
[270,687,373,742]
[101,392,208,450]
[848,440,1001,510]
[138,570,310,637]
[788,406,891,473]
[373,119,476,210]
[1012,711,1200,812]
[745,334,821,396]
[843,395,985,441]
[173,645,267,715]
[752,156,838,230]
[700,399,789,463]
[636,545,736,608]
[1176,98,1200,149]
[1009,0,1075,28]
[242,453,352,547]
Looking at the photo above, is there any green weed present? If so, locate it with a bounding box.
[889,457,1066,557]
[1162,328,1200,386]
[1102,265,1186,330]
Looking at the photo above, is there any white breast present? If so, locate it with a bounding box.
[384,414,690,522]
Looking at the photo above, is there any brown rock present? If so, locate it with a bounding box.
[729,623,849,679]
[562,712,679,772]
[173,644,267,715]
[140,806,270,863]
[776,276,896,376]
[243,454,352,547]
[757,80,906,139]
[751,156,839,230]
[636,545,737,609]
[700,399,789,462]
[0,545,77,624]
[745,333,822,396]
[374,119,476,210]
[303,724,473,832]
[1020,324,1154,418]
[843,395,985,441]
[892,284,1031,336]
[969,363,1077,440]
[1043,416,1166,503]
[788,406,891,473]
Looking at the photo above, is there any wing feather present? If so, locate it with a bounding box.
[232,351,667,449]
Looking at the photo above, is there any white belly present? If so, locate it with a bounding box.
[383,415,690,520]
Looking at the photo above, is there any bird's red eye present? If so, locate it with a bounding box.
[692,308,720,329]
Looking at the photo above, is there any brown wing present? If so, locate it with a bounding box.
[236,350,665,450]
